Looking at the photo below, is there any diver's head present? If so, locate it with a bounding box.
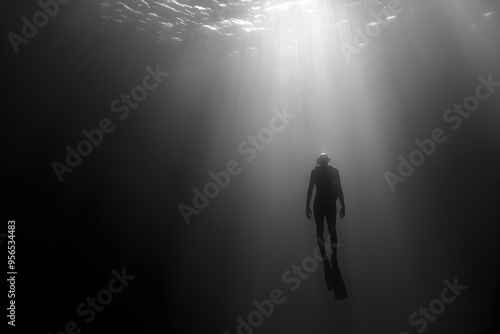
[317,153,330,166]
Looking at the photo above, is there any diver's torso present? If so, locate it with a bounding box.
[313,165,338,204]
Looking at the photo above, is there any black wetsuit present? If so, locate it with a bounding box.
[307,164,347,298]
[308,165,341,259]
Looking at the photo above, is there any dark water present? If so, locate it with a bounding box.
[2,0,500,333]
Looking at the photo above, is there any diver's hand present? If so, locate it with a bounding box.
[306,207,312,219]
[340,206,345,218]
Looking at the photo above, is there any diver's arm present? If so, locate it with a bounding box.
[306,170,314,218]
[335,169,346,217]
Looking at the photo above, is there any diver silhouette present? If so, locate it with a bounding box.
[306,153,347,299]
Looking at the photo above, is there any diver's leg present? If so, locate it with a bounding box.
[326,202,347,299]
[313,203,327,259]
[314,202,334,291]
[325,202,338,264]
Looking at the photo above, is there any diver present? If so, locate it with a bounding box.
[306,153,347,299]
